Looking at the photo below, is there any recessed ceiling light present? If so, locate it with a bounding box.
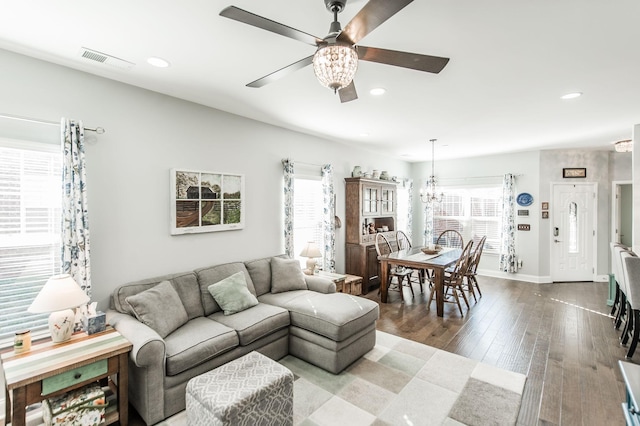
[561,92,582,100]
[369,87,386,96]
[147,57,170,68]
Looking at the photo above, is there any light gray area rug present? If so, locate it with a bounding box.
[154,330,526,426]
[21,330,526,426]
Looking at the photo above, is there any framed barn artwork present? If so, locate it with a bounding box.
[171,169,244,235]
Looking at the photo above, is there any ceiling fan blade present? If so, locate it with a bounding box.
[220,6,324,47]
[247,55,314,88]
[339,81,358,103]
[358,46,449,73]
[337,0,413,45]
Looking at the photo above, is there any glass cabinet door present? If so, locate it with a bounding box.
[380,187,395,213]
[362,185,379,215]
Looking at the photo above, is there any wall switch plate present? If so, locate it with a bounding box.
[517,224,531,231]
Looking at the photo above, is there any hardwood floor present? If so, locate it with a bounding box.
[364,275,629,425]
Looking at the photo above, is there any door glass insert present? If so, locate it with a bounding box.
[568,201,578,253]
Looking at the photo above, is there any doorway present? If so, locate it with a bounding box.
[550,183,597,282]
[612,181,633,246]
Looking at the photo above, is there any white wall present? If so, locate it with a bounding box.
[0,48,410,310]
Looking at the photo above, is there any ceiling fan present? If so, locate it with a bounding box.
[219,0,450,103]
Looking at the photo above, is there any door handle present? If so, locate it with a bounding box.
[554,239,562,243]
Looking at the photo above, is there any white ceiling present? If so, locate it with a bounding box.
[0,0,638,161]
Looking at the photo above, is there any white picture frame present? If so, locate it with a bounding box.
[170,169,245,235]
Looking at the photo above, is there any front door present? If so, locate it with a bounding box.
[550,183,596,282]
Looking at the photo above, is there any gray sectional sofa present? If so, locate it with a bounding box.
[106,255,379,425]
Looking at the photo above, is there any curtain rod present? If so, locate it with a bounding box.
[0,113,106,134]
[440,173,523,180]
[281,159,324,168]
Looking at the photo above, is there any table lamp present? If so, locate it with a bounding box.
[28,274,90,343]
[299,241,322,275]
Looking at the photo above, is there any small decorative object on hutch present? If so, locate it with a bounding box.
[352,166,362,177]
[345,176,398,293]
[171,169,244,234]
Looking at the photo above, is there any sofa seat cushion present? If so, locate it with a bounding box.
[277,293,379,342]
[165,317,238,376]
[208,303,290,346]
[257,289,312,307]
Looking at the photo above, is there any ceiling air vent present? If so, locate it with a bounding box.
[77,47,135,70]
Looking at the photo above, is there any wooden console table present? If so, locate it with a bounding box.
[1,328,132,426]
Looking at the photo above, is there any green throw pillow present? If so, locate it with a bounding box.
[125,280,189,338]
[270,256,308,293]
[208,271,259,315]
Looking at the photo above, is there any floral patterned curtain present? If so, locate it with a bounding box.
[321,164,336,272]
[61,119,91,296]
[406,179,413,240]
[499,173,517,273]
[282,159,295,258]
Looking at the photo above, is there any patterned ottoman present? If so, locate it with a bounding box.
[186,351,294,426]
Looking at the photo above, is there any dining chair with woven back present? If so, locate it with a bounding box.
[464,235,486,302]
[375,233,415,298]
[428,239,474,315]
[395,230,424,293]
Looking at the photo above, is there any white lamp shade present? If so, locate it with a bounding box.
[299,242,322,258]
[28,274,90,313]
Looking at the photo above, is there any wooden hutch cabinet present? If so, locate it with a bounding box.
[345,177,398,293]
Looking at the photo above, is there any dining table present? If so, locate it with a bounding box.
[378,246,462,317]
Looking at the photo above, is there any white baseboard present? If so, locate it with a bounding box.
[477,269,553,284]
[478,269,609,284]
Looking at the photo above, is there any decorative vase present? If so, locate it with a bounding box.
[380,171,389,180]
[372,170,380,179]
[352,166,362,177]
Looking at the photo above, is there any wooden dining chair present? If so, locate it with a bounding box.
[424,229,465,287]
[436,229,464,249]
[428,239,473,315]
[375,233,415,298]
[464,235,486,302]
[395,230,425,293]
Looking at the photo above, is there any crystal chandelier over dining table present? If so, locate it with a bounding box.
[420,139,444,204]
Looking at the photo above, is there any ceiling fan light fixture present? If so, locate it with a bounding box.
[312,43,358,92]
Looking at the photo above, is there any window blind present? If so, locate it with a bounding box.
[0,143,61,341]
[433,186,502,253]
[293,178,324,268]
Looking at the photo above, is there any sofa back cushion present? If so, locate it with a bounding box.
[244,255,287,296]
[111,271,204,320]
[270,256,308,294]
[196,262,257,316]
[126,280,189,338]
